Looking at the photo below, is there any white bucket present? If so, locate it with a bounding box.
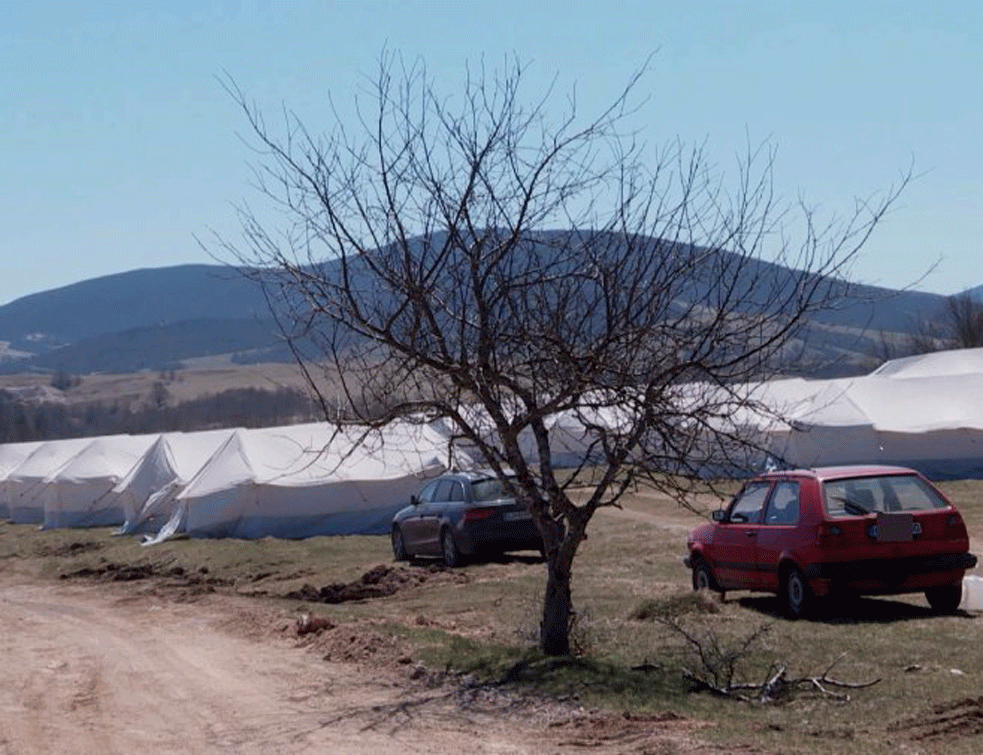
[960,575,983,611]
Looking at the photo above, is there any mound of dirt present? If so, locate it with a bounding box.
[538,710,717,752]
[296,620,415,666]
[284,563,469,604]
[35,540,104,558]
[889,696,983,742]
[60,560,231,588]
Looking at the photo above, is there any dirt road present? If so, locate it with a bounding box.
[0,575,713,754]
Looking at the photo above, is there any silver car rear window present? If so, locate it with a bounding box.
[471,477,514,502]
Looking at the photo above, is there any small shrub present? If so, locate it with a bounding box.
[630,590,720,622]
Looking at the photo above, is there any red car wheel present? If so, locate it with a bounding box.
[692,558,717,592]
[782,566,811,619]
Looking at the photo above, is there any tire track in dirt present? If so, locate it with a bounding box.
[0,575,725,754]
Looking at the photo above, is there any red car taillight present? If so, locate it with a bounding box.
[946,512,969,538]
[463,507,495,521]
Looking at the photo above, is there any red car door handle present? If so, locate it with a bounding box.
[746,531,757,537]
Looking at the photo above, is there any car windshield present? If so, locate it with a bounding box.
[471,477,515,502]
[823,474,949,517]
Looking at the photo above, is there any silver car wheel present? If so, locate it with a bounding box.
[441,528,461,568]
[391,527,408,561]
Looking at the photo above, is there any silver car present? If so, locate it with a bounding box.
[391,471,544,566]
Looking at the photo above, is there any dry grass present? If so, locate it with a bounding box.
[2,477,983,754]
[0,362,314,411]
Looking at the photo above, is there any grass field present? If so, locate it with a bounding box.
[2,479,982,754]
[0,362,313,411]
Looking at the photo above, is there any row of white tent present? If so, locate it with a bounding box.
[2,347,982,542]
[748,347,983,480]
[467,347,983,481]
[0,421,456,543]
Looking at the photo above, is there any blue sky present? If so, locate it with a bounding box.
[2,0,980,306]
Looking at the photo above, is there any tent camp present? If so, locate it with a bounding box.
[114,428,237,535]
[0,440,44,518]
[144,420,457,543]
[769,374,983,479]
[4,437,100,524]
[4,347,983,536]
[40,433,159,529]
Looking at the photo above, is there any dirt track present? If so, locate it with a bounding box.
[0,574,716,755]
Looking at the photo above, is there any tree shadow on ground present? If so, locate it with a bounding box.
[482,552,546,566]
[471,653,685,705]
[407,551,545,568]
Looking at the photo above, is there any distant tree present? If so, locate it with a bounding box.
[0,386,316,441]
[944,293,983,349]
[874,292,983,364]
[220,54,907,655]
[151,381,170,409]
[50,370,81,391]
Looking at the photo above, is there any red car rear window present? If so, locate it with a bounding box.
[822,474,949,517]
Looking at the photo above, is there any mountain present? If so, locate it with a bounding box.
[0,243,961,377]
[0,265,270,352]
[0,265,293,373]
[962,284,983,302]
[27,318,291,374]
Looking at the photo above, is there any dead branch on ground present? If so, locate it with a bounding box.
[661,615,880,704]
[683,653,881,703]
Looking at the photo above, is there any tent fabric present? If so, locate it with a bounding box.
[0,441,44,518]
[870,347,983,379]
[40,434,159,529]
[114,429,237,535]
[4,437,100,524]
[755,350,983,479]
[446,398,637,470]
[144,420,457,543]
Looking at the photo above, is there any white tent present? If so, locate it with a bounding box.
[443,399,626,470]
[114,428,237,535]
[0,441,44,518]
[145,420,456,543]
[870,347,983,379]
[4,437,99,524]
[40,433,159,529]
[753,349,983,479]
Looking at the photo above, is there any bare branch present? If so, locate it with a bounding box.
[216,54,907,656]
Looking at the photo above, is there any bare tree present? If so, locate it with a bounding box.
[218,54,906,655]
[874,291,983,363]
[945,292,983,348]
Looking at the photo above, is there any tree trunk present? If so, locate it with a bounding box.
[533,501,586,656]
[540,553,573,655]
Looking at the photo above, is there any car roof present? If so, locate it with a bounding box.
[758,464,921,482]
[440,469,514,482]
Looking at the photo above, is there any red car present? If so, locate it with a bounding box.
[685,465,977,618]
